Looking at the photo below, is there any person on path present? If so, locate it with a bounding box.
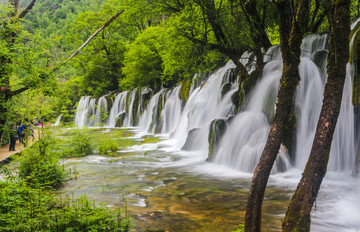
[9,125,18,151]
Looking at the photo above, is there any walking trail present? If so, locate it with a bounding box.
[0,129,41,164]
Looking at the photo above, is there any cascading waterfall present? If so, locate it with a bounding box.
[73,34,357,176]
[159,87,182,134]
[74,96,96,127]
[213,49,291,173]
[106,92,128,127]
[93,96,109,126]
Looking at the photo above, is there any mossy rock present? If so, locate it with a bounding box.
[350,25,360,64]
[115,112,126,127]
[353,75,360,106]
[242,71,258,94]
[231,90,244,113]
[311,50,328,73]
[221,83,232,97]
[179,78,192,103]
[207,119,227,161]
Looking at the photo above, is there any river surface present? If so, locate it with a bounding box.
[56,128,360,232]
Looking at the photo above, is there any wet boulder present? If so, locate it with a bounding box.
[115,112,126,127]
[311,50,328,75]
[221,83,232,97]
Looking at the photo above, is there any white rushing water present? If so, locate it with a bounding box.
[54,114,62,126]
[73,34,360,231]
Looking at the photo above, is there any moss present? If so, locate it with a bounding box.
[242,71,257,94]
[207,119,227,161]
[141,136,162,144]
[353,75,360,106]
[179,78,192,103]
[221,83,232,97]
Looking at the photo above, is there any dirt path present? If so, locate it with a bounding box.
[0,140,25,163]
[0,129,41,164]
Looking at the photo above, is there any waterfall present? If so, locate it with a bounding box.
[93,96,109,126]
[74,96,96,127]
[54,114,62,126]
[213,54,291,172]
[106,92,128,127]
[73,34,357,176]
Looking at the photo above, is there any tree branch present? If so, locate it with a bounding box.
[9,86,29,98]
[66,9,125,62]
[18,0,37,19]
[52,9,125,73]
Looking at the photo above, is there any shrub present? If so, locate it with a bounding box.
[69,129,93,156]
[0,174,131,232]
[96,137,119,156]
[18,137,66,188]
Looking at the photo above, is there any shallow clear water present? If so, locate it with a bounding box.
[56,128,360,232]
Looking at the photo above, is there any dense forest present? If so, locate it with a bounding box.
[1,0,359,124]
[1,0,360,231]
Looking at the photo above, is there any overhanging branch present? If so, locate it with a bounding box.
[18,0,37,19]
[66,9,125,62]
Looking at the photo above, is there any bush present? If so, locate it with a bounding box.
[57,129,93,157]
[0,175,131,232]
[96,137,119,156]
[18,137,66,188]
[68,129,93,156]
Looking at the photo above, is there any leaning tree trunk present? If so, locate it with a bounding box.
[282,0,350,231]
[244,0,309,231]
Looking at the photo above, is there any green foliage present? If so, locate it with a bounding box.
[232,224,245,232]
[93,133,137,156]
[121,26,165,89]
[18,136,66,188]
[67,129,93,157]
[141,136,162,144]
[0,174,131,232]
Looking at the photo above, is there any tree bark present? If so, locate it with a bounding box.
[244,0,309,231]
[282,0,350,230]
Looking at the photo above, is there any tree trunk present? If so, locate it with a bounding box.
[282,0,350,230]
[244,0,309,231]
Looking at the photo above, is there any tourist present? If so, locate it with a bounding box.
[9,125,18,151]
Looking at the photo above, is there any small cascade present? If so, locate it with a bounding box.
[300,34,328,58]
[328,65,355,173]
[74,96,96,127]
[294,58,324,170]
[54,114,62,126]
[124,90,138,126]
[106,92,128,127]
[93,96,109,126]
[160,87,182,134]
[139,89,166,133]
